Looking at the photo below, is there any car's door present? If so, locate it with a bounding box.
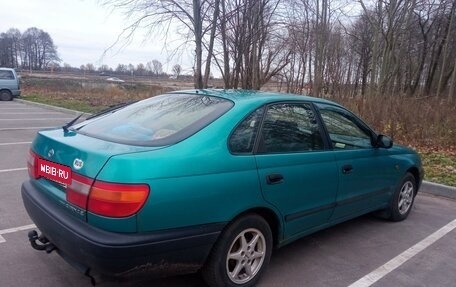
[252,102,339,238]
[315,103,396,220]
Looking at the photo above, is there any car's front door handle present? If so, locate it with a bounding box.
[266,174,284,185]
[342,164,353,174]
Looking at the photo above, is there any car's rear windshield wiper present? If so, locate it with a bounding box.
[63,113,84,132]
[85,101,137,120]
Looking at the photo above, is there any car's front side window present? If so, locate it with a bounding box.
[258,103,324,153]
[317,104,373,150]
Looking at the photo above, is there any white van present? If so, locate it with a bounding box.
[0,68,21,101]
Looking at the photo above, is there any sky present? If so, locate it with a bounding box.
[0,0,193,74]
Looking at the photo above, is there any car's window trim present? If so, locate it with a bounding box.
[253,101,331,155]
[314,102,377,150]
[227,105,267,155]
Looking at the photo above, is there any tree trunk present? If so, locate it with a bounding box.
[220,0,231,88]
[193,0,204,89]
[448,56,456,103]
[203,0,220,87]
[436,1,456,97]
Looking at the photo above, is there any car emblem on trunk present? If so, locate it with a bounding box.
[73,159,84,170]
[47,149,54,158]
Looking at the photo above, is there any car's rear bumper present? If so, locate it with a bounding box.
[12,89,21,97]
[21,180,224,276]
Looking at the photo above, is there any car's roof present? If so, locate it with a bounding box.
[170,89,342,107]
[0,67,15,71]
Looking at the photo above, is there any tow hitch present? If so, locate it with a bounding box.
[28,230,56,253]
[27,230,97,285]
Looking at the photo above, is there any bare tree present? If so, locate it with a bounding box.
[103,0,221,88]
[63,63,72,72]
[98,64,111,72]
[99,0,456,101]
[116,64,128,74]
[86,63,96,72]
[0,28,21,68]
[436,0,456,98]
[215,0,289,89]
[1,27,60,70]
[127,63,135,75]
[21,27,60,70]
[172,64,182,78]
[348,11,374,97]
[151,59,163,76]
[136,63,146,76]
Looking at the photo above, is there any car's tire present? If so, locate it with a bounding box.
[387,172,417,221]
[202,214,273,287]
[0,90,13,101]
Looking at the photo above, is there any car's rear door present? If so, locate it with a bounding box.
[253,102,338,239]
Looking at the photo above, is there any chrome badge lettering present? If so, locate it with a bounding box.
[59,200,85,216]
[73,158,84,170]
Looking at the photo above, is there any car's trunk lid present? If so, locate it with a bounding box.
[30,128,158,221]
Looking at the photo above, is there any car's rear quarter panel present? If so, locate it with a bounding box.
[95,104,274,232]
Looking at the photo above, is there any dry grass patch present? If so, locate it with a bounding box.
[335,96,456,186]
[21,76,174,113]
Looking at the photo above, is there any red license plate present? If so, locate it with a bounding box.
[37,158,72,185]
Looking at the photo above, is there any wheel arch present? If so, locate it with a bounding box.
[406,166,421,192]
[0,88,12,93]
[229,207,282,247]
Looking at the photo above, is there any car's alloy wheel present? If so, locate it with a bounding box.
[203,214,272,287]
[398,181,414,215]
[226,228,266,284]
[388,172,416,221]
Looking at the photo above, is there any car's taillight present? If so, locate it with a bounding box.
[66,173,94,209]
[87,181,150,218]
[67,173,149,217]
[27,150,39,179]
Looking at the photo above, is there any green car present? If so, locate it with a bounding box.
[22,90,423,287]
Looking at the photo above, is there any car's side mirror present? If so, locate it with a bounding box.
[376,134,393,149]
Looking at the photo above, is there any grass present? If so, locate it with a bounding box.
[24,93,101,113]
[419,148,456,187]
[21,76,174,114]
[19,75,456,187]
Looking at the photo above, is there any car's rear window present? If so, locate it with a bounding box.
[75,93,233,146]
[0,70,14,80]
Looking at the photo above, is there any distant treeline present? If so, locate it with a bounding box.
[74,61,184,78]
[0,27,59,70]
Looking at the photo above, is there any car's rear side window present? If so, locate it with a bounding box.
[75,93,233,146]
[229,107,265,154]
[0,70,14,80]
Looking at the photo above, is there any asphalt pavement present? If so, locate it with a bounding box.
[0,100,455,287]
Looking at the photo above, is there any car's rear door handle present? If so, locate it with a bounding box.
[342,164,353,174]
[266,174,284,185]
